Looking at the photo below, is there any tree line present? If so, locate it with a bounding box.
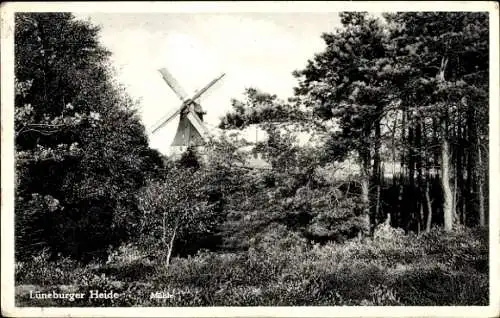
[221,12,489,235]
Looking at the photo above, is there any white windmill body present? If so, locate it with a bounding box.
[150,67,225,154]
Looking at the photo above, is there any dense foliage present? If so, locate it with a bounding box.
[14,13,166,261]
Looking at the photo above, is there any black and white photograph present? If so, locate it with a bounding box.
[1,1,499,317]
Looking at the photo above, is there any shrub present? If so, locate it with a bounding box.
[392,265,488,305]
[135,167,228,267]
[373,221,405,242]
[360,285,401,306]
[416,227,488,271]
[15,249,88,285]
[106,243,149,266]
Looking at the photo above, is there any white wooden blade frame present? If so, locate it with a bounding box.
[158,68,189,101]
[171,111,207,146]
[186,110,209,141]
[190,73,226,101]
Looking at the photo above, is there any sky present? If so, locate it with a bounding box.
[74,12,343,154]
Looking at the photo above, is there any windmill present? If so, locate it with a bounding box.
[150,67,225,148]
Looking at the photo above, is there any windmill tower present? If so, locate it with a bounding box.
[150,67,225,152]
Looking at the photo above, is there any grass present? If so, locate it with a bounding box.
[15,226,488,307]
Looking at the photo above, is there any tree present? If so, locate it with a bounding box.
[219,87,330,193]
[219,88,305,130]
[136,168,224,268]
[293,12,392,234]
[217,12,489,236]
[14,13,164,261]
[293,11,488,234]
[385,12,489,231]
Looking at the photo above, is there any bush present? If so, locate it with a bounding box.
[393,265,488,305]
[416,227,488,270]
[106,243,148,266]
[361,285,401,306]
[16,249,89,286]
[373,221,405,242]
[158,251,247,288]
[92,243,157,282]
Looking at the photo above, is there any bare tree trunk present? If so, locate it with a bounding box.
[425,180,433,232]
[397,178,404,230]
[442,135,454,231]
[375,183,381,227]
[460,123,467,225]
[408,126,416,231]
[361,168,370,236]
[478,141,485,227]
[424,120,434,233]
[433,118,440,178]
[455,125,462,225]
[465,105,475,226]
[165,220,179,270]
[437,56,454,232]
[416,120,424,232]
[359,122,372,237]
[391,111,399,176]
[397,111,407,229]
[372,114,382,232]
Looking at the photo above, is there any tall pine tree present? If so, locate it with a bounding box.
[293,12,392,234]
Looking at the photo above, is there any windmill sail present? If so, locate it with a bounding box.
[158,68,189,101]
[190,73,225,101]
[186,110,209,137]
[150,106,183,134]
[154,66,225,148]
